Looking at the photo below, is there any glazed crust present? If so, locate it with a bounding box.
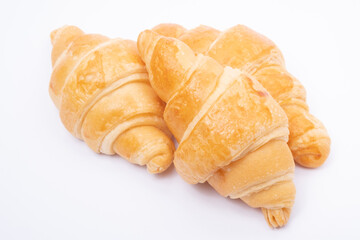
[49,26,174,173]
[138,30,296,227]
[152,23,330,168]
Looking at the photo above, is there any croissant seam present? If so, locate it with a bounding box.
[99,113,168,154]
[179,67,241,144]
[200,125,289,184]
[75,72,149,138]
[229,172,294,199]
[58,39,128,107]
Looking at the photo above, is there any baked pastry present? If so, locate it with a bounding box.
[137,29,296,227]
[49,25,174,173]
[152,23,330,168]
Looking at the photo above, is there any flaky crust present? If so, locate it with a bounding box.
[153,23,330,168]
[138,30,296,227]
[49,25,174,173]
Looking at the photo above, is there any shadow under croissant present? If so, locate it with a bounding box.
[90,145,292,228]
[154,164,177,178]
[192,182,265,221]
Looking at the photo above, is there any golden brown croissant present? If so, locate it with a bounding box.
[137,29,296,228]
[49,25,174,173]
[152,23,330,168]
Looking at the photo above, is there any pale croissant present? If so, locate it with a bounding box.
[152,23,330,168]
[137,30,296,228]
[49,25,174,173]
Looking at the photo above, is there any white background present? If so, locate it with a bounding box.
[1,0,360,239]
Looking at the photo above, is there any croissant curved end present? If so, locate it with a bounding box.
[152,23,187,38]
[137,30,159,66]
[294,137,331,168]
[147,152,173,174]
[112,125,174,174]
[137,30,148,56]
[50,28,60,45]
[262,207,291,228]
[50,25,79,45]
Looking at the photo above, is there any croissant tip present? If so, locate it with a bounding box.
[262,208,291,228]
[151,23,187,38]
[50,28,60,45]
[146,154,173,174]
[137,29,152,42]
[152,23,184,30]
[137,30,152,56]
[50,25,83,46]
[146,163,166,174]
[50,25,67,44]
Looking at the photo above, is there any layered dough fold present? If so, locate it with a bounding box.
[49,26,174,173]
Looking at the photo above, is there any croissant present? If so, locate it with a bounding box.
[152,23,330,168]
[137,30,296,228]
[49,25,174,173]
